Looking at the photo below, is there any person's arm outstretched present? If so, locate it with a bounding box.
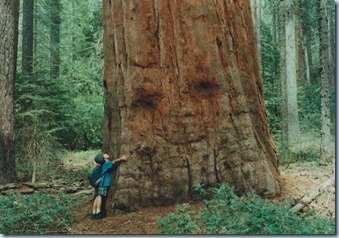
[113,154,129,164]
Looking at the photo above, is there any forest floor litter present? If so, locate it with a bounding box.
[67,161,335,234]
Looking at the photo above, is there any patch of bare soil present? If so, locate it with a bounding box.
[275,162,335,218]
[69,162,335,234]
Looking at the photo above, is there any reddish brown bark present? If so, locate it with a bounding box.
[0,0,19,183]
[103,0,280,213]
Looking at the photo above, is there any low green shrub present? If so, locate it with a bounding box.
[157,203,199,234]
[278,147,320,166]
[0,192,74,234]
[157,183,335,235]
[275,132,326,166]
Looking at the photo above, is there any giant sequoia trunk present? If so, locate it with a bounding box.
[103,0,280,213]
[0,0,19,183]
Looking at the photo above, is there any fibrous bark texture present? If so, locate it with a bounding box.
[280,0,300,148]
[0,0,19,183]
[284,0,300,141]
[318,0,332,164]
[103,0,280,213]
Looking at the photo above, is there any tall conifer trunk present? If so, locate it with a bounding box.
[50,0,61,78]
[250,0,262,74]
[318,0,332,164]
[300,0,313,92]
[103,0,280,213]
[279,0,288,150]
[280,0,300,150]
[22,0,34,76]
[285,0,300,140]
[0,0,20,183]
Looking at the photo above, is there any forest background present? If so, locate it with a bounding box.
[0,0,336,235]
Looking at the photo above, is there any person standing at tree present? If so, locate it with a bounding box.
[92,153,129,219]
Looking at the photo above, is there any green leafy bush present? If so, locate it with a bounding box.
[0,192,74,234]
[157,204,199,234]
[158,183,335,235]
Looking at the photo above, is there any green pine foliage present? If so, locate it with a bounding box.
[15,0,105,181]
[158,183,335,235]
[0,192,74,234]
[16,0,104,160]
[261,20,281,135]
[58,0,104,150]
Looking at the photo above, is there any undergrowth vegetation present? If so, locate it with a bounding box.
[157,184,335,235]
[274,131,335,166]
[0,192,75,234]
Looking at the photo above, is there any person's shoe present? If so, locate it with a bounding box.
[95,212,103,220]
[91,213,96,219]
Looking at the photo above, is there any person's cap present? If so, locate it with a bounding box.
[94,153,105,164]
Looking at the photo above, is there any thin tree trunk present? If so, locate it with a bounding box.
[0,0,20,184]
[71,1,75,63]
[295,0,303,83]
[250,0,262,75]
[279,0,288,151]
[255,0,262,74]
[32,161,37,184]
[305,36,314,83]
[302,42,311,92]
[22,0,34,76]
[300,0,314,84]
[281,0,300,148]
[50,0,61,78]
[250,0,255,26]
[271,0,277,84]
[103,0,280,213]
[318,0,332,164]
[327,2,335,86]
[269,0,278,116]
[34,3,37,68]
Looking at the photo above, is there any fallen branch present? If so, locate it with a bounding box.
[0,181,92,196]
[0,183,17,191]
[290,175,335,213]
[73,189,92,196]
[23,182,50,189]
[64,224,82,234]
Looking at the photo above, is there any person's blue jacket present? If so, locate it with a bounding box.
[98,160,115,187]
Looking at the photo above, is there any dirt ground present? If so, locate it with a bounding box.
[68,162,335,235]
